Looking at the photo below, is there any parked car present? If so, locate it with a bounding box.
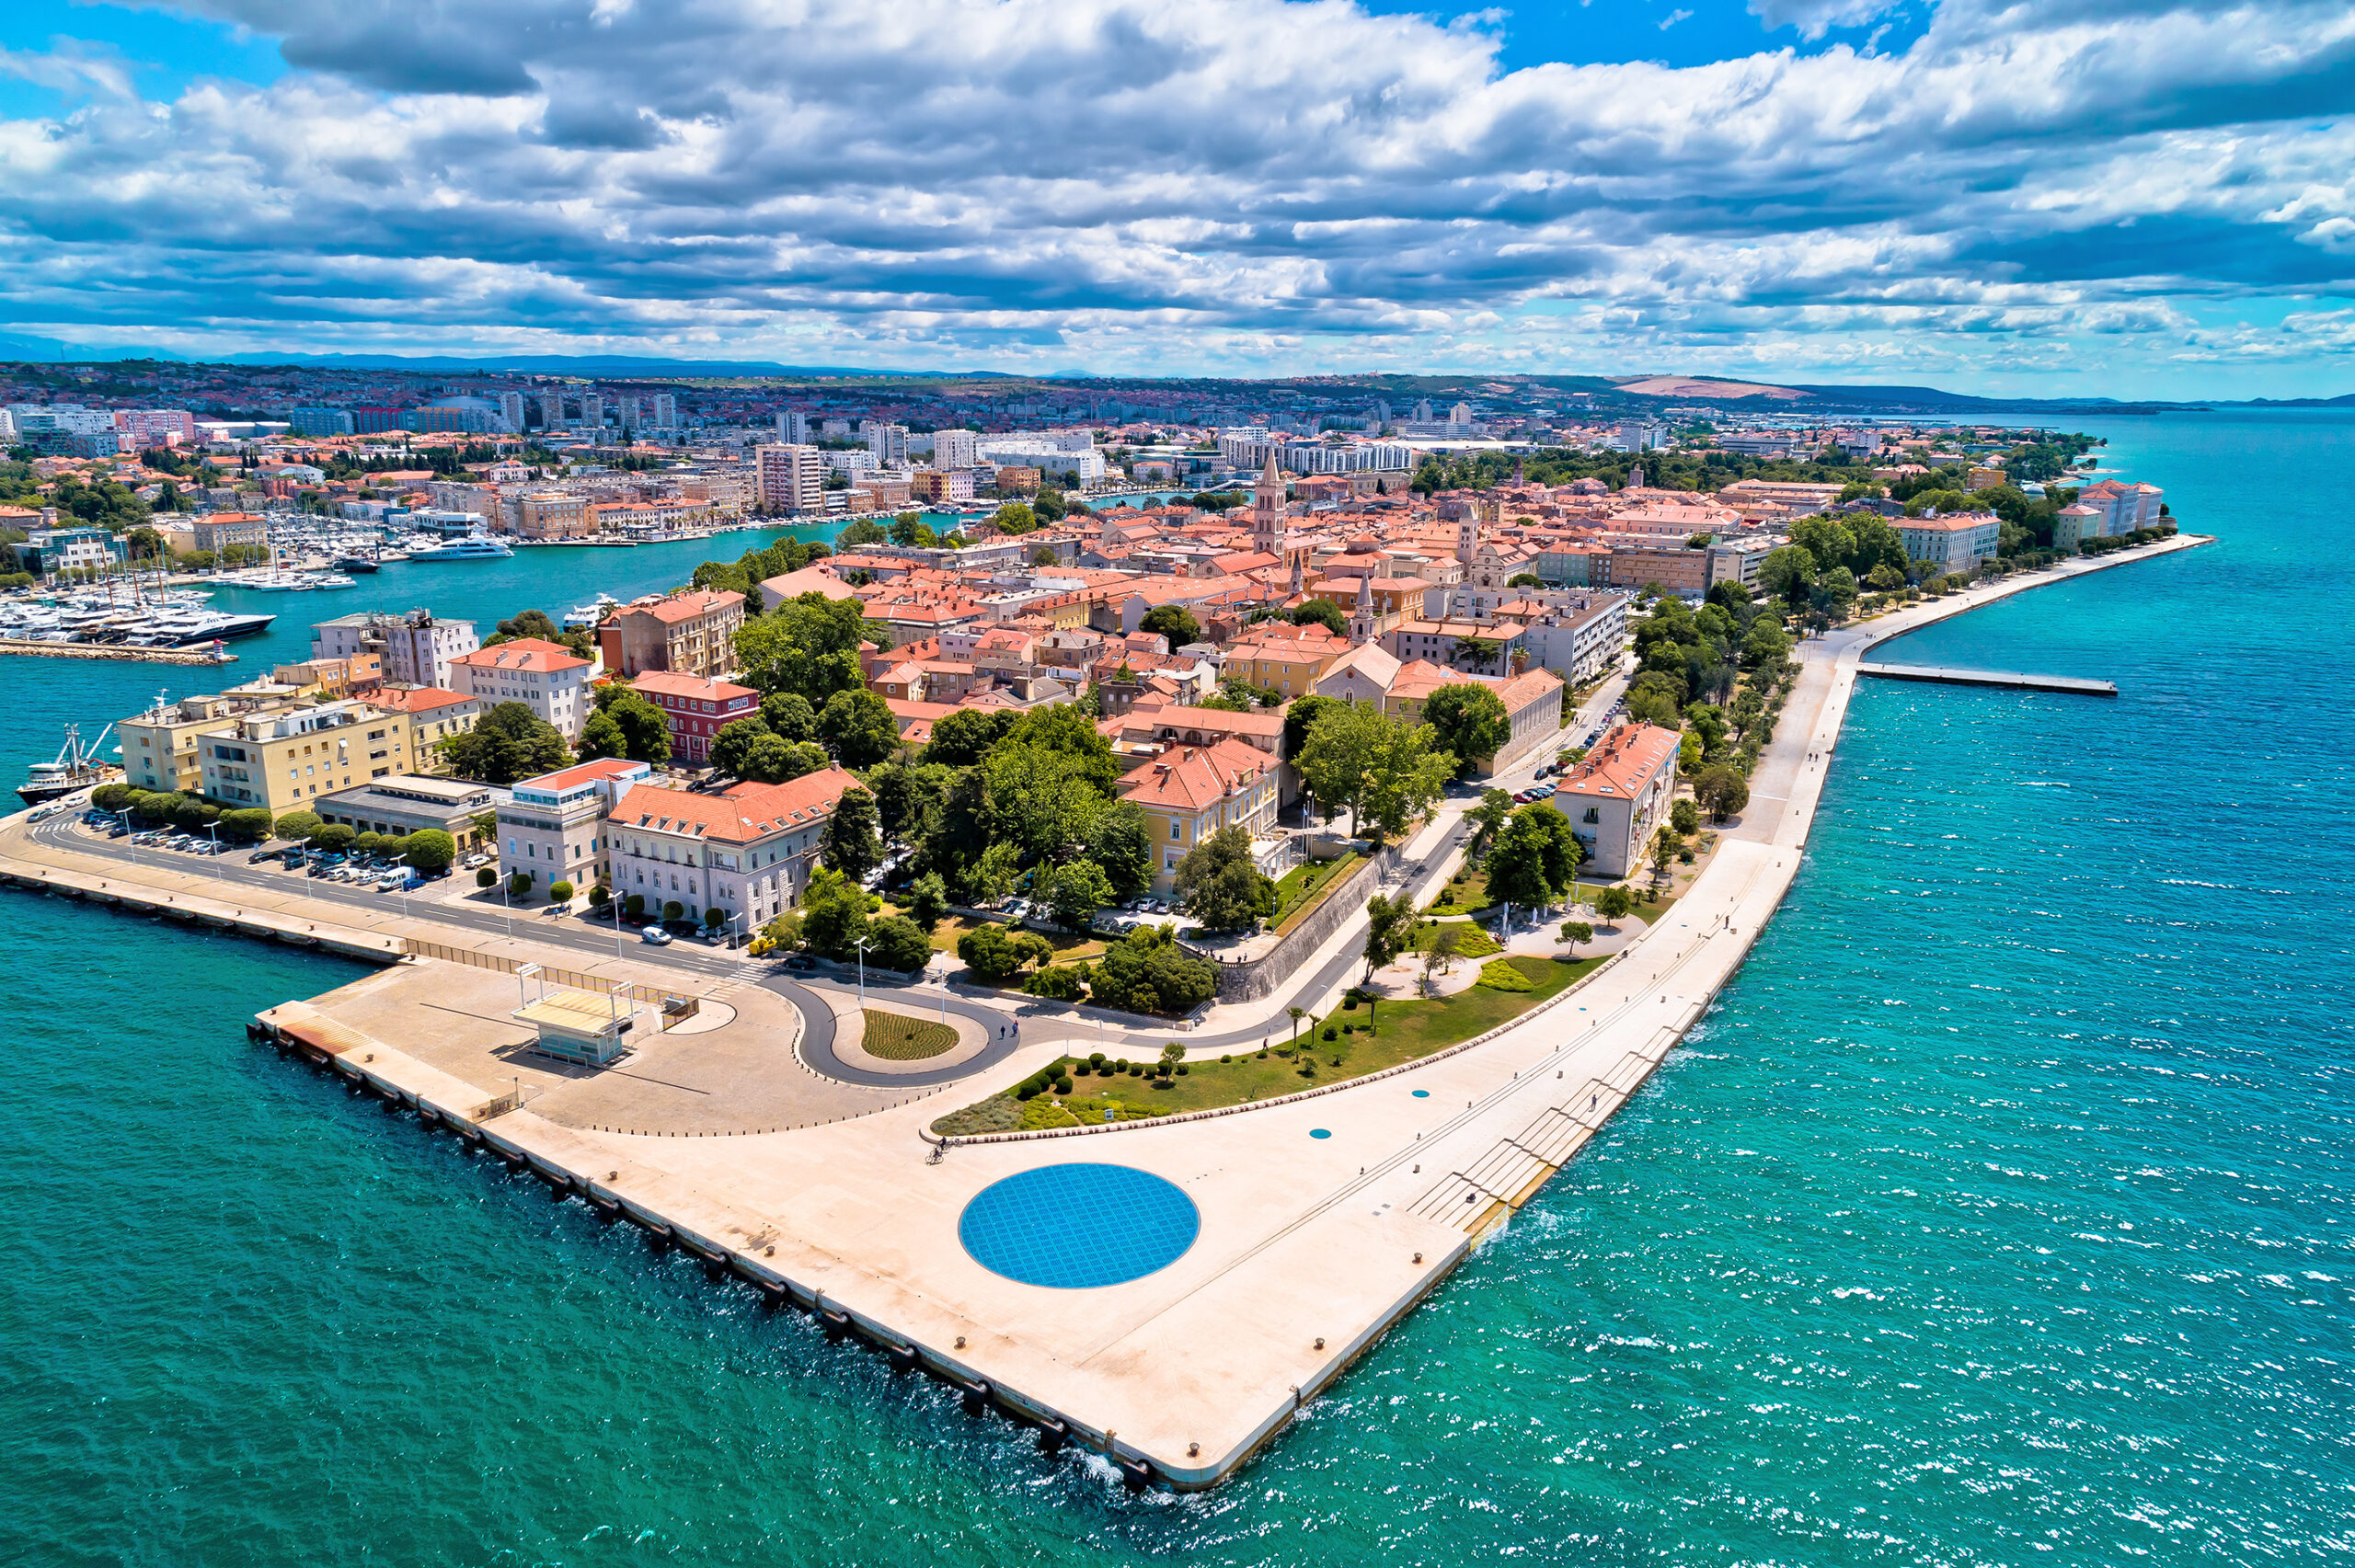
[640,925,674,945]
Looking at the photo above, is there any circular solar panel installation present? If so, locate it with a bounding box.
[958,1163,1200,1288]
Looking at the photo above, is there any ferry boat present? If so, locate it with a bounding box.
[408,534,514,562]
[17,724,118,807]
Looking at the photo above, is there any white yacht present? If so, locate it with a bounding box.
[409,534,515,562]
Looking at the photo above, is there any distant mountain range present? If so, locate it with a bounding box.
[0,335,2345,407]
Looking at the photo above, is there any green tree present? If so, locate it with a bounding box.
[1289,599,1346,635]
[958,921,1042,983]
[867,914,933,972]
[1596,884,1635,928]
[550,879,576,902]
[741,734,830,784]
[1361,720,1455,841]
[835,518,887,547]
[1297,698,1387,833]
[1089,924,1217,1015]
[708,715,774,777]
[1086,798,1154,898]
[760,691,820,743]
[905,870,948,933]
[1361,891,1415,979]
[403,829,457,874]
[595,689,672,764]
[923,706,1018,767]
[311,823,357,854]
[1671,797,1700,835]
[1486,803,1581,911]
[1693,764,1751,823]
[274,809,322,843]
[798,865,877,957]
[990,500,1038,534]
[1740,617,1791,670]
[1558,920,1594,956]
[818,688,901,769]
[821,786,885,879]
[440,702,569,785]
[1423,684,1511,776]
[1139,604,1203,648]
[576,708,629,762]
[1650,824,1679,887]
[1173,825,1275,931]
[1465,788,1515,864]
[1042,857,1117,932]
[734,592,874,706]
[1281,692,1341,762]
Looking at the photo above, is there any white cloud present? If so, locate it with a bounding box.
[0,0,2347,391]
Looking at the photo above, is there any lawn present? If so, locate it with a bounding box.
[907,910,1107,962]
[1426,864,1494,914]
[1269,853,1362,937]
[1402,916,1501,956]
[928,955,1604,1133]
[860,1009,958,1060]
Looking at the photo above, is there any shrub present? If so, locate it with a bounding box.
[508,871,533,899]
[1088,1051,1106,1066]
[1128,1064,1143,1077]
[1321,1025,1338,1041]
[477,867,497,888]
[1257,1049,1269,1059]
[1016,1081,1040,1101]
[1175,1064,1189,1076]
[662,899,684,921]
[1114,1059,1130,1071]
[587,884,610,908]
[1220,1054,1231,1064]
[402,828,456,873]
[549,879,575,901]
[1341,1023,1355,1036]
[1342,995,1359,1011]
[704,906,725,931]
[1023,966,1086,1001]
[1052,1077,1073,1095]
[625,893,645,916]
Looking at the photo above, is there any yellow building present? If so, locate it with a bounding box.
[1115,738,1281,894]
[196,699,385,813]
[1222,621,1349,699]
[119,693,268,795]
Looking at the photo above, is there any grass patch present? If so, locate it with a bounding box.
[911,910,1107,961]
[1404,918,1500,956]
[860,1009,958,1060]
[1476,957,1533,991]
[928,956,1604,1133]
[1269,853,1362,938]
[1427,864,1495,915]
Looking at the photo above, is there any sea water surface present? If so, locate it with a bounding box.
[5,415,2352,1564]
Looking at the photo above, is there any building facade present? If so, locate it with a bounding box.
[446,638,596,740]
[1553,722,1680,879]
[595,589,745,680]
[630,671,760,764]
[754,442,824,515]
[1115,738,1281,895]
[498,757,650,895]
[608,766,863,928]
[311,611,481,689]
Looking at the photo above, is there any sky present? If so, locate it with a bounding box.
[0,0,2350,398]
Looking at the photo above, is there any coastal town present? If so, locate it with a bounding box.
[0,369,2194,1489]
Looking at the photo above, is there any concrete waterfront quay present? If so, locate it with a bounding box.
[2,531,2210,1490]
[1857,661,2118,696]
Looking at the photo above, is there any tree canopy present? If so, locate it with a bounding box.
[440,702,569,785]
[1174,825,1275,931]
[1422,684,1511,776]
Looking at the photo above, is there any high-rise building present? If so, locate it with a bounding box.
[615,393,642,429]
[753,442,824,516]
[776,410,810,444]
[651,393,677,429]
[537,390,564,429]
[286,407,355,437]
[932,428,979,469]
[867,421,909,466]
[498,391,526,432]
[578,392,604,430]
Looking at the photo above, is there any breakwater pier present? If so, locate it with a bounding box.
[1856,660,2118,696]
[0,637,236,665]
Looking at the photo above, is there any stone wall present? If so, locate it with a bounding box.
[1198,848,1393,1003]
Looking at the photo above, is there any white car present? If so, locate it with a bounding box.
[640,926,674,945]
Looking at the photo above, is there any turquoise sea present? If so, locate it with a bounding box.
[5,415,2350,1564]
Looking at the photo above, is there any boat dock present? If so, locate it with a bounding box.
[1856,661,2116,696]
[0,638,235,665]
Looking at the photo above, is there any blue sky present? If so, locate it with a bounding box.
[0,0,2349,397]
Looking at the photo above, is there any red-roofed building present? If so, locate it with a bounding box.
[363,685,483,757]
[1115,737,1280,894]
[596,589,746,680]
[630,670,761,764]
[608,766,863,927]
[447,637,596,740]
[1554,722,1680,878]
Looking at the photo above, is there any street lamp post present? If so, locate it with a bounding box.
[852,935,871,1008]
[203,820,223,878]
[117,808,136,864]
[612,888,626,960]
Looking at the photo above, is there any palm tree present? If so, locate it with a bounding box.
[1286,1005,1305,1054]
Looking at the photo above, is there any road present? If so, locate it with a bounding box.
[29,659,1630,1086]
